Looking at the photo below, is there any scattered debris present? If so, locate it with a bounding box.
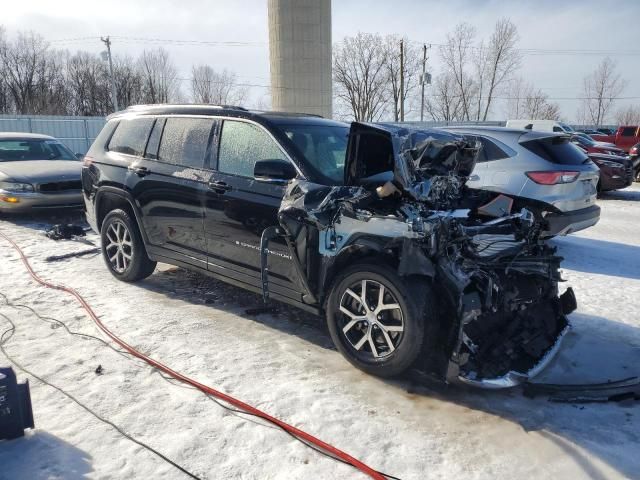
[45,248,100,262]
[94,365,103,375]
[45,224,88,241]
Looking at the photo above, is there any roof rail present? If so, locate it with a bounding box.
[123,103,248,110]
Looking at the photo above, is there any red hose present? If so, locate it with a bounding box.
[0,230,386,480]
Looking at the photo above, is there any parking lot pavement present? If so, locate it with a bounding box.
[1,186,639,480]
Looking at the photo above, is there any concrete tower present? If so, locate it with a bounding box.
[268,0,332,118]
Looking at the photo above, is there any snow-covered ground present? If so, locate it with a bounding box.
[0,185,639,480]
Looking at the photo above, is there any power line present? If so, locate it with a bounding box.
[177,76,640,99]
[47,35,640,56]
[408,39,640,56]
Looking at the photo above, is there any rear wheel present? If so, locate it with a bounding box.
[326,263,432,377]
[101,209,156,282]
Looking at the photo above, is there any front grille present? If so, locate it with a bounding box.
[38,180,82,193]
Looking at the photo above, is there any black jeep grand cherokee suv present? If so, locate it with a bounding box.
[83,104,575,387]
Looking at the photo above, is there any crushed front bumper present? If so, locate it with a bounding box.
[456,323,571,389]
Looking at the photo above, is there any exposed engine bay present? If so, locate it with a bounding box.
[261,123,577,388]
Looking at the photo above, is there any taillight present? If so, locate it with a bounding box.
[83,155,94,167]
[631,146,638,155]
[525,171,580,185]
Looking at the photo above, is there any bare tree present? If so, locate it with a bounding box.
[0,26,11,113]
[615,105,640,125]
[31,49,70,114]
[425,73,464,121]
[113,55,144,109]
[383,35,421,121]
[504,76,526,119]
[440,23,476,120]
[333,32,389,121]
[478,18,521,121]
[66,51,111,115]
[138,48,180,104]
[580,57,626,125]
[191,65,247,105]
[504,77,561,120]
[0,31,51,113]
[472,38,489,121]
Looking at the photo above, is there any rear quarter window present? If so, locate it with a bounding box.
[87,120,119,157]
[107,117,155,156]
[522,137,588,165]
[476,137,513,162]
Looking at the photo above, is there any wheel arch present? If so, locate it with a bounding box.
[95,188,148,245]
[318,235,401,310]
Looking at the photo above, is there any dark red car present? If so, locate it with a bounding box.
[570,133,626,157]
[571,135,634,191]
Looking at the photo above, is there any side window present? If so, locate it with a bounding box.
[476,137,510,162]
[217,120,287,177]
[107,117,154,156]
[621,127,636,137]
[144,118,166,160]
[552,126,563,132]
[158,118,215,168]
[86,119,118,157]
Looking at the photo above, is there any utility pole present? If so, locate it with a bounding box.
[420,44,430,122]
[101,36,119,112]
[399,39,404,122]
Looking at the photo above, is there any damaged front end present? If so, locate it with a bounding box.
[264,122,577,388]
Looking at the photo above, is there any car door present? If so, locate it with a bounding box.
[203,118,303,301]
[129,116,214,267]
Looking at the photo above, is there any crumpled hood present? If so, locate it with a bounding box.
[0,160,82,184]
[344,122,481,202]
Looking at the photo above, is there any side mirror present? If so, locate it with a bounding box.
[254,159,296,183]
[75,153,84,160]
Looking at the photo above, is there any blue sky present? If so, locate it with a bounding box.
[3,0,640,121]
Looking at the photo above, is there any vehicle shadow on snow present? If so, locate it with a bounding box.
[552,235,640,280]
[400,312,640,480]
[0,430,93,479]
[139,266,336,351]
[138,268,640,478]
[598,187,640,202]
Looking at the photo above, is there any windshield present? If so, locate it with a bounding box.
[279,124,349,184]
[560,123,575,133]
[0,139,77,162]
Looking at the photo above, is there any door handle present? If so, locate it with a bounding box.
[128,165,151,177]
[208,180,232,194]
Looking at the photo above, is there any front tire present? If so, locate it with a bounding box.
[100,209,156,282]
[326,262,432,377]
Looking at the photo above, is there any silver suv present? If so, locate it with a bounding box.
[443,126,600,236]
